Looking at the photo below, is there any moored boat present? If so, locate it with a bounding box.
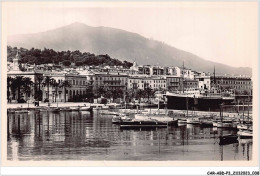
[219,134,238,145]
[186,117,200,124]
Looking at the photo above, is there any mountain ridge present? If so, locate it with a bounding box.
[8,22,252,76]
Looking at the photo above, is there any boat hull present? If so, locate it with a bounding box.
[219,135,238,145]
[166,95,234,111]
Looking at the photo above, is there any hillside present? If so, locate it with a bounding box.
[8,22,252,76]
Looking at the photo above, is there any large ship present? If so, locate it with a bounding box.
[166,89,235,111]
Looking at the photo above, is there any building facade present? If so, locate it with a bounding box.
[210,75,252,95]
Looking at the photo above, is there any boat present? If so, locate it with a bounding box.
[51,107,60,113]
[218,103,238,145]
[70,106,80,111]
[238,125,253,139]
[112,114,133,124]
[120,119,168,129]
[100,110,119,115]
[134,113,178,126]
[81,106,92,111]
[200,120,213,127]
[178,119,187,124]
[238,130,253,138]
[186,117,200,124]
[166,90,235,111]
[212,121,218,127]
[219,134,238,145]
[217,120,234,128]
[237,124,249,130]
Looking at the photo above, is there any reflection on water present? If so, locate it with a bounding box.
[7,111,252,161]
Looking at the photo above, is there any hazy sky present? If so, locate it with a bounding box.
[4,2,258,68]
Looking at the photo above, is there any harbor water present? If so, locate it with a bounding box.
[7,110,252,161]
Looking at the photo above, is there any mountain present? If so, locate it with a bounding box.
[8,22,252,76]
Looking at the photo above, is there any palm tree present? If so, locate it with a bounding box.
[12,76,24,101]
[7,77,14,102]
[23,77,33,100]
[42,76,54,101]
[35,74,44,101]
[51,79,61,102]
[61,80,71,102]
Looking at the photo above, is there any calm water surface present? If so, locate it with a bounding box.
[7,110,252,161]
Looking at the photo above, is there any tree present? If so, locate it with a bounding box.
[135,89,145,103]
[12,76,24,101]
[42,76,54,101]
[243,90,249,95]
[35,74,44,101]
[7,77,14,102]
[51,79,61,102]
[23,77,33,99]
[144,87,154,101]
[61,80,71,102]
[97,87,106,98]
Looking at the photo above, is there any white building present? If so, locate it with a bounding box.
[128,75,166,90]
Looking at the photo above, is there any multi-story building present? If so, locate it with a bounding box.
[195,74,211,90]
[183,79,199,89]
[166,76,181,91]
[66,73,88,101]
[128,75,166,90]
[41,71,66,102]
[87,71,129,93]
[210,75,252,95]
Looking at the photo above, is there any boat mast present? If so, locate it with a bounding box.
[182,61,185,93]
[247,96,250,122]
[243,100,245,123]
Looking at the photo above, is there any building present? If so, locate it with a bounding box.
[66,73,88,101]
[195,74,211,90]
[128,75,166,90]
[183,79,199,89]
[87,71,129,93]
[210,75,252,95]
[166,76,181,91]
[7,52,43,102]
[41,71,67,102]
